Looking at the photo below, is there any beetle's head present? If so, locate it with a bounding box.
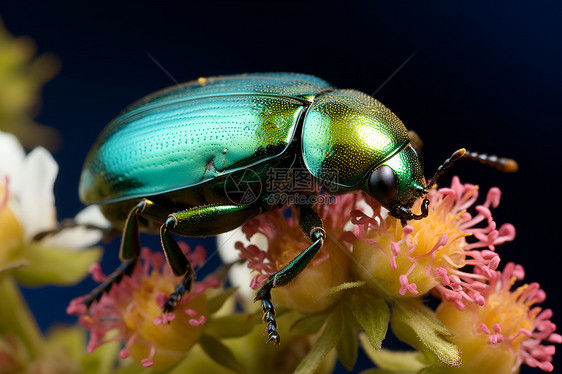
[364,144,427,225]
[364,146,468,226]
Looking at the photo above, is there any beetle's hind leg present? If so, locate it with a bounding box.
[254,204,326,345]
[83,260,137,307]
[83,199,148,307]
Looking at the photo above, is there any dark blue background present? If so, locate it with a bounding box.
[1,1,561,373]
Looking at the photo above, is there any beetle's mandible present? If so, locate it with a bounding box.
[78,73,518,344]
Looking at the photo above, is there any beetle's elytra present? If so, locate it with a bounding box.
[80,73,517,344]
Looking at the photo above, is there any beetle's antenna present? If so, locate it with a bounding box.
[462,150,519,173]
[425,148,466,190]
[425,148,519,191]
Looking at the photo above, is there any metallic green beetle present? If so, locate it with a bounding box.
[79,73,516,344]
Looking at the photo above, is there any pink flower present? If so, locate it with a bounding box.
[352,176,516,308]
[235,195,356,314]
[67,244,219,370]
[437,262,561,373]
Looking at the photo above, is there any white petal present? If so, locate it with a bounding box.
[0,131,26,193]
[40,226,99,251]
[75,205,111,228]
[18,147,59,239]
[39,206,111,251]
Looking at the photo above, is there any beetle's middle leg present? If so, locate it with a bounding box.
[159,203,264,313]
[255,204,326,344]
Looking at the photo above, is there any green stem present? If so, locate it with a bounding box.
[0,275,44,358]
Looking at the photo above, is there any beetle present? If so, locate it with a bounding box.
[79,73,517,344]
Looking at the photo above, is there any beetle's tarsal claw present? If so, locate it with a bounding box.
[255,289,281,345]
[266,331,281,345]
[82,260,136,309]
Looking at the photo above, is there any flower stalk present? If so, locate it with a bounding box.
[0,276,44,359]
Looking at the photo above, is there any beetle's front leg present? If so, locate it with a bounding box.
[255,204,326,344]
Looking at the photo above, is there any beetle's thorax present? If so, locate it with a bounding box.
[300,89,410,191]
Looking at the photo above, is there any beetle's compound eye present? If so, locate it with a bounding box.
[368,165,397,202]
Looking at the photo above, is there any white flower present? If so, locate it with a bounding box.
[0,130,106,284]
[217,228,263,303]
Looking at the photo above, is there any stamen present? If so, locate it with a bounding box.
[119,333,138,359]
[88,263,107,282]
[141,344,156,367]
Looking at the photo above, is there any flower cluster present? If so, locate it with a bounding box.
[352,176,516,309]
[233,194,357,314]
[227,177,558,373]
[1,91,559,372]
[2,134,559,373]
[1,16,559,374]
[67,243,220,370]
[437,262,562,373]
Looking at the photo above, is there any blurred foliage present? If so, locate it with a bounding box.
[0,16,60,151]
